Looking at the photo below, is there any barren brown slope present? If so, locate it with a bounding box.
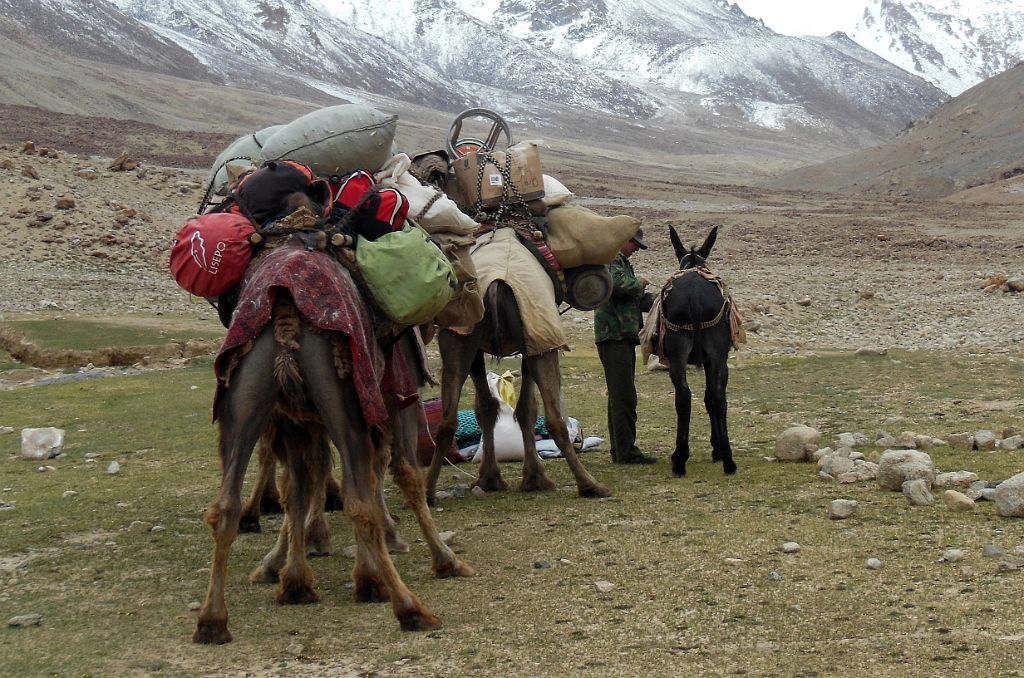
[770,63,1024,200]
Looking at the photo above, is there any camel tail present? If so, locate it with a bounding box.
[272,290,305,410]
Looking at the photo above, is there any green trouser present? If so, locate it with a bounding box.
[597,339,642,462]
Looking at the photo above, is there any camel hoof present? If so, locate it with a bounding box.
[472,475,508,493]
[435,558,476,579]
[193,620,232,645]
[323,495,344,513]
[387,535,410,555]
[308,544,332,558]
[238,515,261,534]
[259,497,283,515]
[579,482,612,499]
[398,609,442,632]
[353,579,390,603]
[276,583,319,605]
[249,566,279,584]
[521,474,557,493]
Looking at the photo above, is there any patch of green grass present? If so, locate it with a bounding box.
[3,317,223,351]
[0,350,1022,676]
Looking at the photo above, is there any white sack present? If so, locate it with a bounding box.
[542,174,574,207]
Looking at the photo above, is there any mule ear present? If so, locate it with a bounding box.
[668,224,686,261]
[697,226,719,260]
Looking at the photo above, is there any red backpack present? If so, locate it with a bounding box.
[169,212,256,297]
[328,169,409,240]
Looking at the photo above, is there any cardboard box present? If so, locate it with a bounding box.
[453,141,544,209]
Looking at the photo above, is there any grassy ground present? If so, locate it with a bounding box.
[2,316,224,351]
[1,350,1023,677]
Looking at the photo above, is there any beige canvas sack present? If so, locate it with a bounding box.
[546,204,641,268]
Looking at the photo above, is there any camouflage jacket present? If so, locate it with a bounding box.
[594,253,645,344]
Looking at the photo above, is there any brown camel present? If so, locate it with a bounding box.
[424,281,611,503]
[193,259,472,644]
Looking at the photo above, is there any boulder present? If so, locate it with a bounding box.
[775,426,820,462]
[828,499,858,520]
[997,435,1022,451]
[934,471,979,490]
[877,449,935,491]
[945,433,973,449]
[994,472,1024,518]
[943,490,975,512]
[20,427,65,460]
[902,479,935,506]
[973,430,997,450]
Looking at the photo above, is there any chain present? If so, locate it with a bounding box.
[471,150,530,224]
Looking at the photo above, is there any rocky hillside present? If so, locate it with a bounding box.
[769,63,1024,199]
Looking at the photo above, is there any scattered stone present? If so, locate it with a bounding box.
[342,545,358,559]
[973,430,997,450]
[837,462,879,484]
[150,525,166,533]
[895,431,918,449]
[768,571,783,581]
[188,601,202,611]
[981,488,999,502]
[855,346,887,356]
[21,141,36,154]
[55,196,76,210]
[129,520,154,532]
[819,453,855,478]
[997,435,1023,451]
[533,559,552,569]
[106,461,120,475]
[796,296,812,306]
[943,490,975,512]
[470,485,485,496]
[595,580,615,593]
[877,450,935,491]
[438,530,455,546]
[934,471,979,490]
[902,479,935,506]
[0,501,13,511]
[865,558,883,570]
[983,543,1007,558]
[108,152,139,172]
[0,426,14,435]
[945,433,973,449]
[996,560,1022,573]
[942,549,966,563]
[7,614,42,628]
[964,481,987,500]
[775,425,820,462]
[22,165,40,180]
[994,472,1024,517]
[811,447,833,462]
[834,432,868,448]
[828,499,858,520]
[20,427,65,460]
[62,490,78,498]
[782,541,801,554]
[0,158,14,171]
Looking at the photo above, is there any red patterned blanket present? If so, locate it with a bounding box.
[214,240,418,427]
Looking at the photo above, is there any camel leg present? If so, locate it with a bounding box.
[704,356,736,474]
[426,329,479,503]
[531,351,611,498]
[194,333,278,645]
[514,362,556,493]
[470,355,507,493]
[299,332,440,631]
[669,356,693,477]
[391,404,475,578]
[239,431,277,533]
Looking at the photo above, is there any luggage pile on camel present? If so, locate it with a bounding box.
[170,103,643,336]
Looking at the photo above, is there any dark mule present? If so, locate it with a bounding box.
[424,281,611,503]
[193,250,471,645]
[662,225,737,477]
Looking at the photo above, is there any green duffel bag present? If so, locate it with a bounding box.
[356,224,458,327]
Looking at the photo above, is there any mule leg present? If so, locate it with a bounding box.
[515,359,556,493]
[299,332,440,631]
[668,350,693,478]
[532,351,611,498]
[704,356,736,475]
[470,354,507,493]
[194,333,278,645]
[391,404,475,578]
[426,329,479,503]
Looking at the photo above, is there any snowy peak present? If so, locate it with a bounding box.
[851,0,1024,95]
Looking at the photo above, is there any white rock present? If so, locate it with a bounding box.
[782,542,801,554]
[106,461,120,475]
[994,472,1024,517]
[62,490,78,498]
[595,580,615,593]
[0,426,14,435]
[902,479,935,506]
[942,549,965,563]
[934,471,980,490]
[438,530,456,546]
[973,430,997,450]
[877,450,935,491]
[342,544,358,559]
[828,499,858,520]
[811,447,833,462]
[865,558,883,570]
[20,427,65,460]
[837,463,879,484]
[895,431,918,449]
[943,490,975,512]
[775,426,820,462]
[997,435,1023,451]
[855,347,887,356]
[834,432,867,448]
[820,454,855,478]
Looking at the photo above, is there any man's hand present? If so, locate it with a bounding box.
[639,276,650,289]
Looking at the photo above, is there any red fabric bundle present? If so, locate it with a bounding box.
[416,398,461,466]
[169,212,256,297]
[329,170,410,240]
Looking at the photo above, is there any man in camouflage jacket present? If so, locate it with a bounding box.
[594,229,655,464]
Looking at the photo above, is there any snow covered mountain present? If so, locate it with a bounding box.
[850,0,1024,95]
[0,0,956,142]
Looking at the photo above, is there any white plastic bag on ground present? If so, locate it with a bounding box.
[472,372,525,462]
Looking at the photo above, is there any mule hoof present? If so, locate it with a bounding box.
[672,464,687,478]
[435,558,476,579]
[238,515,261,534]
[249,566,279,584]
[353,580,390,604]
[399,609,442,632]
[579,482,612,499]
[520,475,557,493]
[276,583,319,605]
[723,461,738,475]
[193,620,232,645]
